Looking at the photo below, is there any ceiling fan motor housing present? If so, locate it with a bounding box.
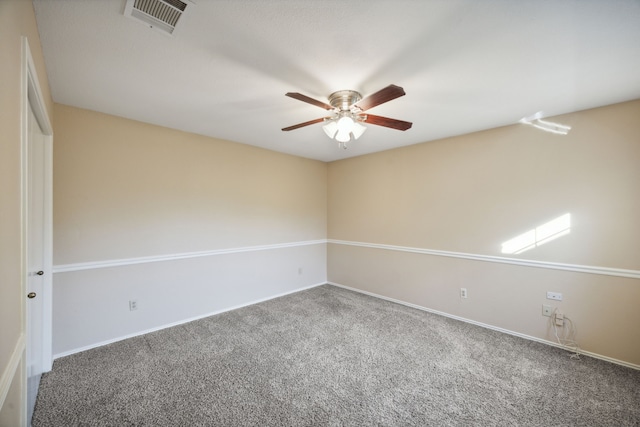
[328,90,362,112]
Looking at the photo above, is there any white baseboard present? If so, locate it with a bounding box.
[53,282,326,360]
[53,280,639,370]
[328,282,640,371]
[0,334,25,409]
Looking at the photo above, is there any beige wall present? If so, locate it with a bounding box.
[0,0,53,424]
[54,105,327,264]
[328,100,640,366]
[52,105,328,355]
[329,100,640,269]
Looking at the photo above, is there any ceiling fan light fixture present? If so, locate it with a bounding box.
[335,130,351,143]
[322,120,338,138]
[324,113,366,144]
[282,85,411,150]
[337,115,355,133]
[351,121,367,140]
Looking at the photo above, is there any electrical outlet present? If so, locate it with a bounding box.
[129,300,138,311]
[460,288,467,298]
[542,305,553,317]
[546,291,563,301]
[298,267,303,275]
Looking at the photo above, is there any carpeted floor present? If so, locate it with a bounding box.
[33,285,640,426]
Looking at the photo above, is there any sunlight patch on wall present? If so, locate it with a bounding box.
[501,213,571,255]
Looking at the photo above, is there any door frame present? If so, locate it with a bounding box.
[20,36,53,419]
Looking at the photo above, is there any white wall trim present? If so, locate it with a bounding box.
[54,238,640,279]
[0,334,26,410]
[328,239,640,280]
[328,282,639,371]
[53,281,326,360]
[53,240,327,273]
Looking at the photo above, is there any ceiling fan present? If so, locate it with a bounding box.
[282,84,412,149]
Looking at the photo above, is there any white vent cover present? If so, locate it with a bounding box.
[124,0,190,35]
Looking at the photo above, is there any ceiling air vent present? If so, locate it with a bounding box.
[124,0,190,35]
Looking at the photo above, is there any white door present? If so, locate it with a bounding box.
[26,104,46,425]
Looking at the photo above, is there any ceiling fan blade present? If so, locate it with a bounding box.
[282,117,328,131]
[285,92,334,110]
[355,84,406,112]
[363,114,412,131]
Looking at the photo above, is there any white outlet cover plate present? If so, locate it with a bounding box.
[546,291,563,301]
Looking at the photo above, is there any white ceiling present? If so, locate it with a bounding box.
[33,0,640,162]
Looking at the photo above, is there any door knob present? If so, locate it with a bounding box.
[27,292,37,299]
[36,271,44,276]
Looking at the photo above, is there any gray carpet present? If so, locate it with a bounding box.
[33,285,640,426]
